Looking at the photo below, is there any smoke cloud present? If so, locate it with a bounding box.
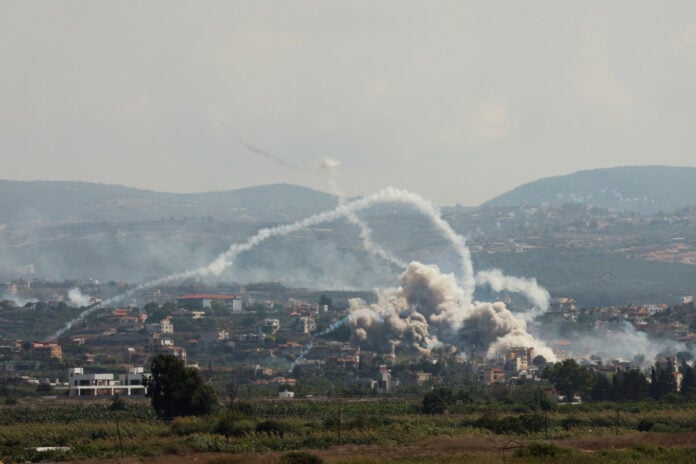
[52,187,475,338]
[348,262,556,361]
[565,322,688,365]
[475,269,550,321]
[68,287,92,307]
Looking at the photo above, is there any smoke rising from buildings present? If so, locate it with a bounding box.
[0,291,37,308]
[67,288,92,307]
[475,269,550,321]
[348,261,556,361]
[52,185,551,365]
[560,322,688,367]
[52,187,473,338]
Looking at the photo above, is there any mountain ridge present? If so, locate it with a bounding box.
[0,180,336,223]
[482,166,696,214]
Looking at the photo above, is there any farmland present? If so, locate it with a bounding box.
[3,397,696,463]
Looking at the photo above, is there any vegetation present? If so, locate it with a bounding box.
[146,354,217,420]
[4,396,696,462]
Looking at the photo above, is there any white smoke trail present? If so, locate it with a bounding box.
[321,157,407,269]
[290,315,351,371]
[475,269,550,321]
[52,187,474,339]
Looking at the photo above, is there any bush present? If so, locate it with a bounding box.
[514,442,572,459]
[636,419,654,432]
[214,416,255,437]
[256,419,289,437]
[171,416,211,435]
[279,451,325,464]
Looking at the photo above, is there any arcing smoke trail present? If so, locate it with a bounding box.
[216,113,299,170]
[321,158,407,269]
[51,187,474,339]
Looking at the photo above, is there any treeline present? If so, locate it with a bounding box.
[543,358,696,403]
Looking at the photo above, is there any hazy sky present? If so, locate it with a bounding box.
[2,1,694,205]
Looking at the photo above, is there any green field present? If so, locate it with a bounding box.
[2,397,696,463]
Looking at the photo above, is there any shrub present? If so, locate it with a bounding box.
[279,451,325,464]
[636,419,654,432]
[256,419,289,437]
[514,442,572,459]
[171,416,211,436]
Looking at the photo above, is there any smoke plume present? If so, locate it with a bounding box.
[52,187,483,341]
[475,269,550,321]
[68,287,92,307]
[348,262,556,361]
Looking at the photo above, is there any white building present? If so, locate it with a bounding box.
[146,318,174,334]
[67,367,149,397]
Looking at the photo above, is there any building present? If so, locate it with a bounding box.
[258,319,280,334]
[146,318,174,334]
[148,333,186,363]
[294,316,316,334]
[32,341,62,361]
[177,294,242,311]
[488,368,506,384]
[67,367,149,397]
[378,364,392,392]
[415,371,432,385]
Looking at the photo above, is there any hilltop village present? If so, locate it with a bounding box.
[2,278,696,400]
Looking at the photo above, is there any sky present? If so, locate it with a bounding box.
[1,1,695,206]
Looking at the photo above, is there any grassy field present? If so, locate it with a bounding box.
[2,397,696,463]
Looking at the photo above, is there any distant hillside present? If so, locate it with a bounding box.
[482,166,696,214]
[0,180,336,223]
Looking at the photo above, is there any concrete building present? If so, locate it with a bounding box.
[148,333,186,363]
[259,319,280,334]
[67,367,149,397]
[294,316,316,334]
[178,294,242,311]
[146,318,174,334]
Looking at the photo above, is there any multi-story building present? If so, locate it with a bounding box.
[32,341,62,361]
[67,367,149,397]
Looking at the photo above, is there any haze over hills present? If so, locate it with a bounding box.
[482,166,696,214]
[2,167,696,308]
[0,180,336,224]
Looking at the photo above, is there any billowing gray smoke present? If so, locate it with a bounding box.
[349,261,556,361]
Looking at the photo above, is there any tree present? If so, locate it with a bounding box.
[589,374,612,402]
[421,387,455,414]
[680,361,696,396]
[532,355,548,370]
[146,354,217,420]
[542,359,594,402]
[318,294,332,309]
[618,369,649,401]
[649,360,677,400]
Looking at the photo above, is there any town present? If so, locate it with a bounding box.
[2,277,695,404]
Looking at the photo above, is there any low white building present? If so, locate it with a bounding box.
[67,367,149,397]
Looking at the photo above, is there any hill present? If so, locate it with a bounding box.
[0,180,336,223]
[482,166,696,214]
